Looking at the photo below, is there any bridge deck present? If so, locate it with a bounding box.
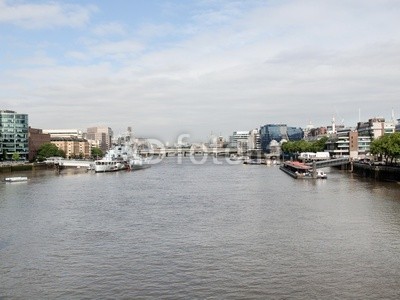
[310,157,350,168]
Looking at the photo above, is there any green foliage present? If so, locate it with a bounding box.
[370,133,400,164]
[12,152,20,161]
[91,147,103,158]
[281,136,328,154]
[37,143,65,159]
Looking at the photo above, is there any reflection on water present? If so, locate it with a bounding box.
[1,158,400,299]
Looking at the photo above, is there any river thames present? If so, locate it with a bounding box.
[1,157,400,299]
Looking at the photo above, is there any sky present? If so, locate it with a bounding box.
[1,0,400,143]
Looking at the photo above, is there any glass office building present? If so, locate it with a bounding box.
[0,110,29,160]
[260,124,303,153]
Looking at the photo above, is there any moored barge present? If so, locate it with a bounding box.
[280,161,327,179]
[280,161,312,179]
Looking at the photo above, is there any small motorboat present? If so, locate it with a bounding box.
[316,170,327,179]
[3,176,28,182]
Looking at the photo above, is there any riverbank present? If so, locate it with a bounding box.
[0,162,50,173]
[352,162,400,182]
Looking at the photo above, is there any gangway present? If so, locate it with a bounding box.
[54,160,92,168]
[310,157,350,169]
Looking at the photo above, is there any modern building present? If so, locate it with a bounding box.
[229,131,250,154]
[326,128,352,157]
[28,127,51,161]
[248,129,261,151]
[0,110,29,160]
[86,126,113,152]
[395,119,400,132]
[260,124,303,153]
[326,127,373,159]
[356,117,396,139]
[51,137,90,159]
[326,117,396,159]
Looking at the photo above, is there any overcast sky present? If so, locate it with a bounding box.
[1,0,399,143]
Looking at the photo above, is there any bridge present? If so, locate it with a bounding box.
[138,147,238,157]
[309,157,351,169]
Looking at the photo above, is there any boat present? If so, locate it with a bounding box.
[280,161,313,179]
[316,170,328,179]
[230,155,248,161]
[94,145,130,173]
[129,152,151,170]
[280,161,328,179]
[94,144,150,173]
[3,176,28,182]
[243,158,264,165]
[94,158,128,173]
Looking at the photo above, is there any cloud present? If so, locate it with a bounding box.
[85,39,145,61]
[92,22,127,36]
[0,0,97,29]
[2,0,400,141]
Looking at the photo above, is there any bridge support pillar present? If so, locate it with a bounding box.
[312,161,317,178]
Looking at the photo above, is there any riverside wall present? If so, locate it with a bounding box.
[352,162,400,182]
[0,163,49,174]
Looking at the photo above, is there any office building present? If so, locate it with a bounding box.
[260,124,303,153]
[357,117,395,139]
[0,110,29,160]
[86,126,113,152]
[229,131,250,154]
[248,129,261,151]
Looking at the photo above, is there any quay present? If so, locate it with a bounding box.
[0,162,43,173]
[352,162,400,182]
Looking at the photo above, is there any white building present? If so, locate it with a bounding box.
[43,129,83,139]
[248,129,261,151]
[229,131,250,154]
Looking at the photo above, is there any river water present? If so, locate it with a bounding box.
[1,157,400,299]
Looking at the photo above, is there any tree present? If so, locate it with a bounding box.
[37,143,65,159]
[281,137,328,154]
[311,136,328,152]
[370,133,400,165]
[12,152,20,161]
[91,147,103,158]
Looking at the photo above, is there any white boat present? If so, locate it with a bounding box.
[230,155,248,161]
[94,145,130,173]
[94,144,150,173]
[3,176,28,182]
[94,159,128,173]
[316,170,328,179]
[129,153,151,170]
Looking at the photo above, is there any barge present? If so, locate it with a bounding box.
[280,161,327,179]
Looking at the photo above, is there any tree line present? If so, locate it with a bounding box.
[281,136,328,154]
[370,132,400,165]
[36,143,103,161]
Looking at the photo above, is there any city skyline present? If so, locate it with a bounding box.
[1,0,400,142]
